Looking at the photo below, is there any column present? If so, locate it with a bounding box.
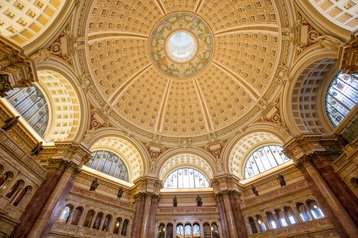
[302,159,358,237]
[229,191,248,238]
[147,194,159,238]
[215,194,229,238]
[131,193,145,238]
[140,193,153,236]
[28,162,77,238]
[222,192,239,238]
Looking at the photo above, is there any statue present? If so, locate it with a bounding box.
[277,174,286,187]
[1,116,20,132]
[196,195,203,207]
[117,186,124,198]
[90,178,99,191]
[173,196,177,207]
[251,185,259,197]
[31,141,43,156]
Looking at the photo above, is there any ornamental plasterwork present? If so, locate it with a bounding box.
[74,0,293,146]
[149,12,214,78]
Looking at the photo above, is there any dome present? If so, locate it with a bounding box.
[84,1,284,145]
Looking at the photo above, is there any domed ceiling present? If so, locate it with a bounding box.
[84,0,287,144]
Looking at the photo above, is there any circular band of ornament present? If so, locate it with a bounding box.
[149,12,214,78]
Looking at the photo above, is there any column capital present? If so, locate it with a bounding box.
[38,142,91,169]
[132,176,162,196]
[211,174,243,195]
[337,32,358,74]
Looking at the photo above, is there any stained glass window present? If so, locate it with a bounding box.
[164,167,209,189]
[87,150,129,181]
[326,72,358,127]
[6,86,49,136]
[244,145,290,179]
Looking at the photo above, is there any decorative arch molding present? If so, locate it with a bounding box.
[35,57,89,142]
[294,0,352,41]
[154,148,217,180]
[86,128,150,181]
[282,48,338,136]
[222,124,289,179]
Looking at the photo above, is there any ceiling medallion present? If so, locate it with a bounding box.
[149,12,214,78]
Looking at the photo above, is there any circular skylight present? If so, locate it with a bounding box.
[166,31,196,62]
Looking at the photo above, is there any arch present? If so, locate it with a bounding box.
[101,214,112,232]
[6,179,24,200]
[177,223,184,236]
[265,211,277,229]
[0,171,14,189]
[282,50,338,136]
[158,223,165,238]
[296,202,312,222]
[13,185,32,207]
[274,208,288,228]
[193,223,200,237]
[59,204,74,223]
[156,148,217,181]
[211,223,220,238]
[255,215,266,233]
[306,199,325,219]
[86,129,149,181]
[247,217,258,234]
[225,128,288,179]
[113,217,122,234]
[283,206,297,225]
[166,223,174,238]
[36,69,82,142]
[121,219,129,236]
[87,150,129,181]
[163,167,210,189]
[83,210,95,228]
[71,207,84,225]
[203,222,211,238]
[35,57,90,142]
[92,212,103,230]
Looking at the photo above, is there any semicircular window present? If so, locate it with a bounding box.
[325,72,358,127]
[87,150,129,181]
[164,167,209,189]
[244,145,290,179]
[5,86,49,137]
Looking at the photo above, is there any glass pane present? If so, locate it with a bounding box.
[164,167,209,189]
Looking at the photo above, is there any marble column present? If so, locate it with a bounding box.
[222,192,239,238]
[28,162,77,238]
[313,157,358,225]
[140,192,153,236]
[215,194,229,238]
[147,194,159,238]
[229,191,248,238]
[302,159,358,237]
[131,193,145,238]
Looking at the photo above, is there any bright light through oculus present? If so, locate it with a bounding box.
[167,31,196,62]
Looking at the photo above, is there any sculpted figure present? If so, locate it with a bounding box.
[173,196,177,207]
[90,178,99,191]
[117,187,124,198]
[1,116,20,132]
[196,194,203,207]
[277,174,286,187]
[251,184,259,197]
[31,141,43,156]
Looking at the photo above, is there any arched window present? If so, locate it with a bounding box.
[274,208,288,227]
[113,217,122,234]
[166,223,173,238]
[59,205,73,223]
[164,167,210,189]
[203,223,211,238]
[265,211,277,229]
[296,203,312,222]
[177,224,184,237]
[87,150,129,181]
[256,215,266,233]
[184,224,192,237]
[284,206,297,225]
[102,214,112,232]
[193,223,200,237]
[326,72,358,127]
[158,223,165,238]
[121,219,129,236]
[71,207,83,225]
[306,200,324,219]
[244,145,290,179]
[211,223,220,238]
[248,217,258,234]
[6,86,49,136]
[83,210,95,228]
[6,180,24,200]
[13,185,32,207]
[0,171,14,189]
[92,212,103,230]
